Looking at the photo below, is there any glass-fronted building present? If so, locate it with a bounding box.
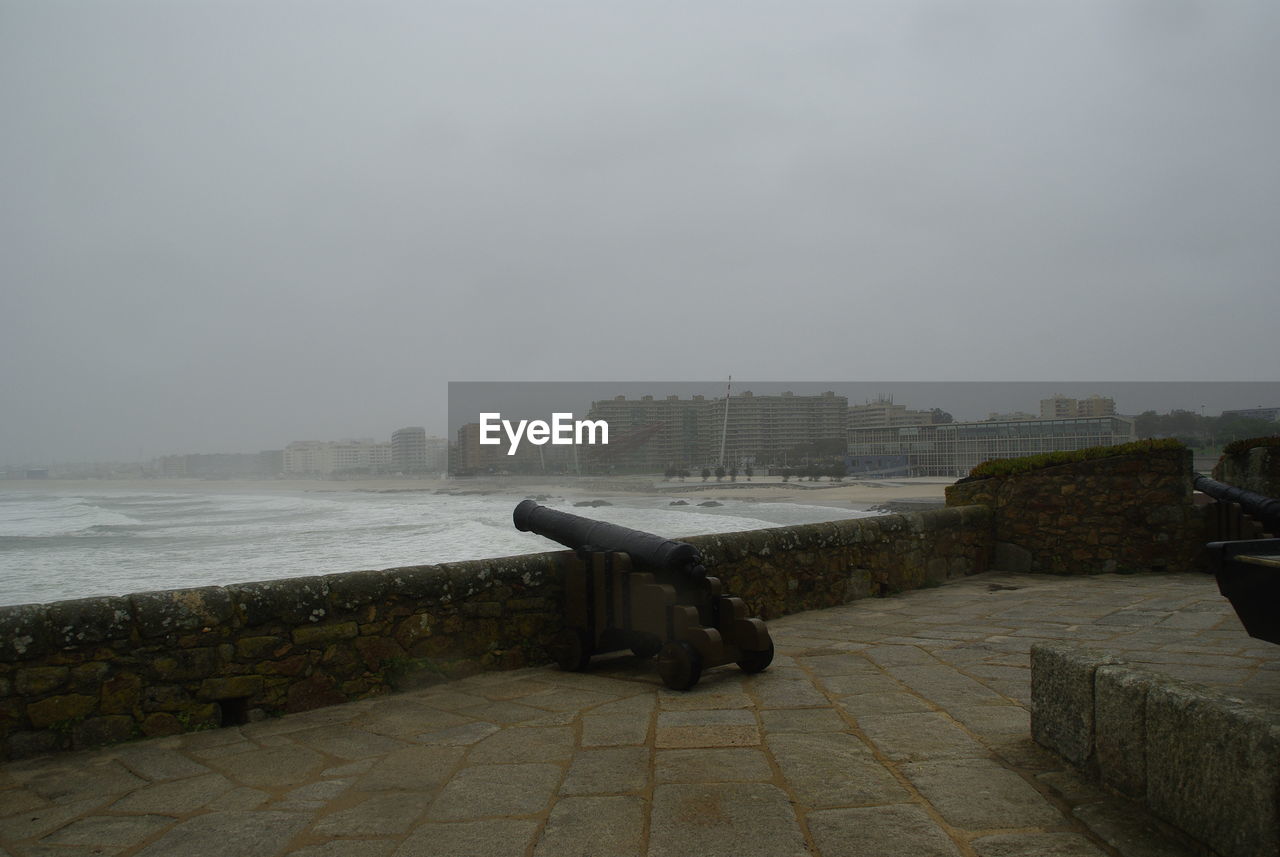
[848,416,1137,477]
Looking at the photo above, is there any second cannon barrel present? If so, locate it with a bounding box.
[513,499,706,581]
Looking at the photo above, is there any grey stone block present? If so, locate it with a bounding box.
[47,596,134,647]
[227,577,329,627]
[1030,643,1117,769]
[0,603,53,660]
[1093,664,1152,799]
[130,587,233,637]
[1145,679,1280,857]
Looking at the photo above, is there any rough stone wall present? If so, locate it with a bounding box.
[944,447,1198,574]
[1213,444,1280,497]
[0,506,991,759]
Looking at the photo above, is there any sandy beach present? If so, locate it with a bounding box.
[3,474,955,512]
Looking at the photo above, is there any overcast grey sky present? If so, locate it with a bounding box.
[2,1,1278,463]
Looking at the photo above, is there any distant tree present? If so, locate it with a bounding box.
[715,466,726,482]
[729,466,738,482]
[700,467,711,482]
[930,408,954,424]
[781,472,790,482]
[744,466,753,482]
[1214,416,1278,445]
[1134,410,1162,438]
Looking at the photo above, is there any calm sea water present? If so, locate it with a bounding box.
[0,487,869,606]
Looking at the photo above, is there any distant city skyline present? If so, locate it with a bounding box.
[2,381,1277,467]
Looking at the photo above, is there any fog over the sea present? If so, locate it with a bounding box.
[2,1,1278,463]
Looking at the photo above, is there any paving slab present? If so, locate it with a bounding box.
[855,711,989,761]
[560,746,649,795]
[767,732,908,807]
[971,831,1109,857]
[394,819,540,857]
[648,783,808,857]
[2,571,1261,857]
[900,757,1064,830]
[533,795,644,857]
[427,763,562,819]
[807,804,962,857]
[654,748,773,783]
[132,810,310,857]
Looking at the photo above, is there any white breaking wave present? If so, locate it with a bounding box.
[0,488,870,606]
[0,495,141,538]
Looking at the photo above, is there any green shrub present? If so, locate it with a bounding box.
[964,438,1185,480]
[1221,435,1280,456]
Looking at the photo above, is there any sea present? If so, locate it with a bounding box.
[0,486,872,607]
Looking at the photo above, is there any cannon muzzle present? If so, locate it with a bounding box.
[514,499,707,582]
[1193,473,1280,533]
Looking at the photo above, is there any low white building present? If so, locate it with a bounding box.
[283,440,392,477]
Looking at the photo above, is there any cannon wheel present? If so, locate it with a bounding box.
[630,633,663,659]
[550,628,592,672]
[736,640,774,674]
[657,641,703,691]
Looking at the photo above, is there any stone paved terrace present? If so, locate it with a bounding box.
[2,570,1277,857]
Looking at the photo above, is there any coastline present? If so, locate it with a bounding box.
[1,474,954,512]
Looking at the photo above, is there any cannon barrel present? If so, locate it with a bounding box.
[1192,473,1280,532]
[513,500,706,581]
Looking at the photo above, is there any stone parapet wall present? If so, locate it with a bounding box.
[0,553,564,761]
[945,447,1198,574]
[0,506,991,760]
[684,505,992,617]
[1031,643,1280,857]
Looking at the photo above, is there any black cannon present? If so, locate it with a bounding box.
[1193,472,1280,535]
[514,499,773,690]
[1194,473,1280,645]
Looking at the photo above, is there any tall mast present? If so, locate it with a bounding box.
[718,375,731,468]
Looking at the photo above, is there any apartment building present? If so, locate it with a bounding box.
[1039,394,1117,420]
[849,397,937,429]
[584,390,848,471]
[391,427,428,472]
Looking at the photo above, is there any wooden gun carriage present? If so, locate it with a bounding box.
[513,499,773,690]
